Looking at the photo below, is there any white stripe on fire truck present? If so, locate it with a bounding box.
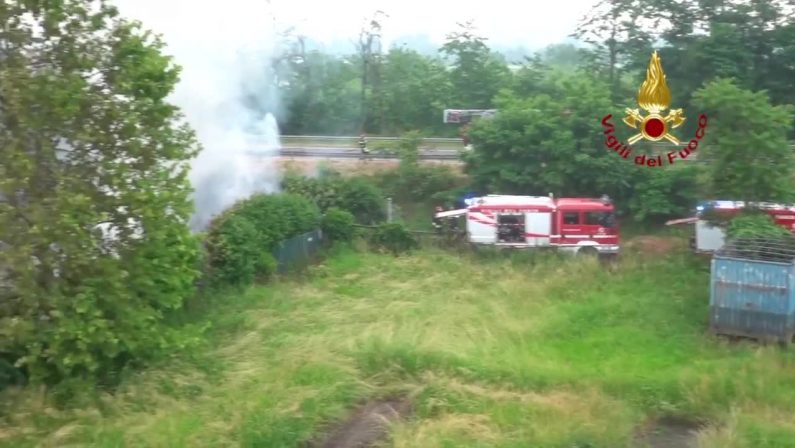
[555,235,616,239]
[468,214,496,225]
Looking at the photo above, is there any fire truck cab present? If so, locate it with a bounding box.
[440,195,619,254]
[554,197,619,254]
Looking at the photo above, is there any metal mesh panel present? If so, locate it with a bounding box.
[716,236,795,264]
[272,229,323,274]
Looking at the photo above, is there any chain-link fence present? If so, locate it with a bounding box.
[272,229,323,274]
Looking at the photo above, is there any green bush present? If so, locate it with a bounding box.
[316,163,341,179]
[727,212,791,239]
[369,222,419,256]
[281,173,385,224]
[204,212,263,286]
[322,208,355,243]
[337,177,386,224]
[0,222,203,384]
[205,193,320,287]
[370,133,464,204]
[375,165,462,204]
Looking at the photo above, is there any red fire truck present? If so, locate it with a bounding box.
[435,194,619,255]
[666,200,795,252]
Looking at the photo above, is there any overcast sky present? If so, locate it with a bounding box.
[270,0,599,48]
[114,0,600,52]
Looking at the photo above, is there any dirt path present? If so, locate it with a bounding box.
[634,417,702,448]
[311,397,413,448]
[625,236,687,255]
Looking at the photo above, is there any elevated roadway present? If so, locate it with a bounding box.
[249,135,795,163]
[274,147,461,161]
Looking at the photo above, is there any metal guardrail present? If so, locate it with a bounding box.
[281,136,794,150]
[281,135,461,143]
[280,135,463,149]
[275,148,461,160]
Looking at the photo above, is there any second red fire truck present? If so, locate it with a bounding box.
[434,194,619,255]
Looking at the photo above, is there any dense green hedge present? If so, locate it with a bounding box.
[374,164,463,204]
[281,173,385,224]
[369,222,419,256]
[727,211,791,239]
[322,208,356,243]
[0,223,202,385]
[205,193,321,287]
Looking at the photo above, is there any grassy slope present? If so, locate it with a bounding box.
[1,244,795,447]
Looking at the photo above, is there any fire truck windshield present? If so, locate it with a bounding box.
[585,211,616,228]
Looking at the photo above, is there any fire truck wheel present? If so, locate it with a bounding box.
[578,246,598,257]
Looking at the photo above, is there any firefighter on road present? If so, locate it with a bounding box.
[359,133,369,155]
[460,124,472,151]
[432,206,444,233]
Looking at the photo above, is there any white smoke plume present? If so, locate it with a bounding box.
[112,0,284,231]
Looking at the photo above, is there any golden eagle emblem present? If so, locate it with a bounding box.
[623,51,685,145]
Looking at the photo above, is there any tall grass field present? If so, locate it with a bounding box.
[1,240,794,447]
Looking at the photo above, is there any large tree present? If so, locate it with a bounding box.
[573,0,657,102]
[379,47,451,134]
[575,0,795,139]
[440,21,510,109]
[355,10,387,133]
[464,69,636,200]
[280,50,361,135]
[692,78,794,202]
[0,0,200,381]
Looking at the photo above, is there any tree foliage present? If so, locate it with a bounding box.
[369,222,419,256]
[573,0,656,101]
[463,69,626,198]
[0,1,201,381]
[440,21,510,109]
[727,212,791,240]
[373,132,463,203]
[653,0,795,112]
[281,173,386,224]
[355,10,388,133]
[628,165,701,221]
[379,48,451,134]
[321,207,356,243]
[692,78,794,202]
[280,51,362,135]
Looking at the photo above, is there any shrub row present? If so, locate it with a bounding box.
[726,211,791,239]
[321,207,356,243]
[204,193,321,287]
[374,164,464,205]
[369,222,419,256]
[281,169,423,255]
[281,172,385,224]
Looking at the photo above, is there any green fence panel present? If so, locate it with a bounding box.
[272,229,323,274]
